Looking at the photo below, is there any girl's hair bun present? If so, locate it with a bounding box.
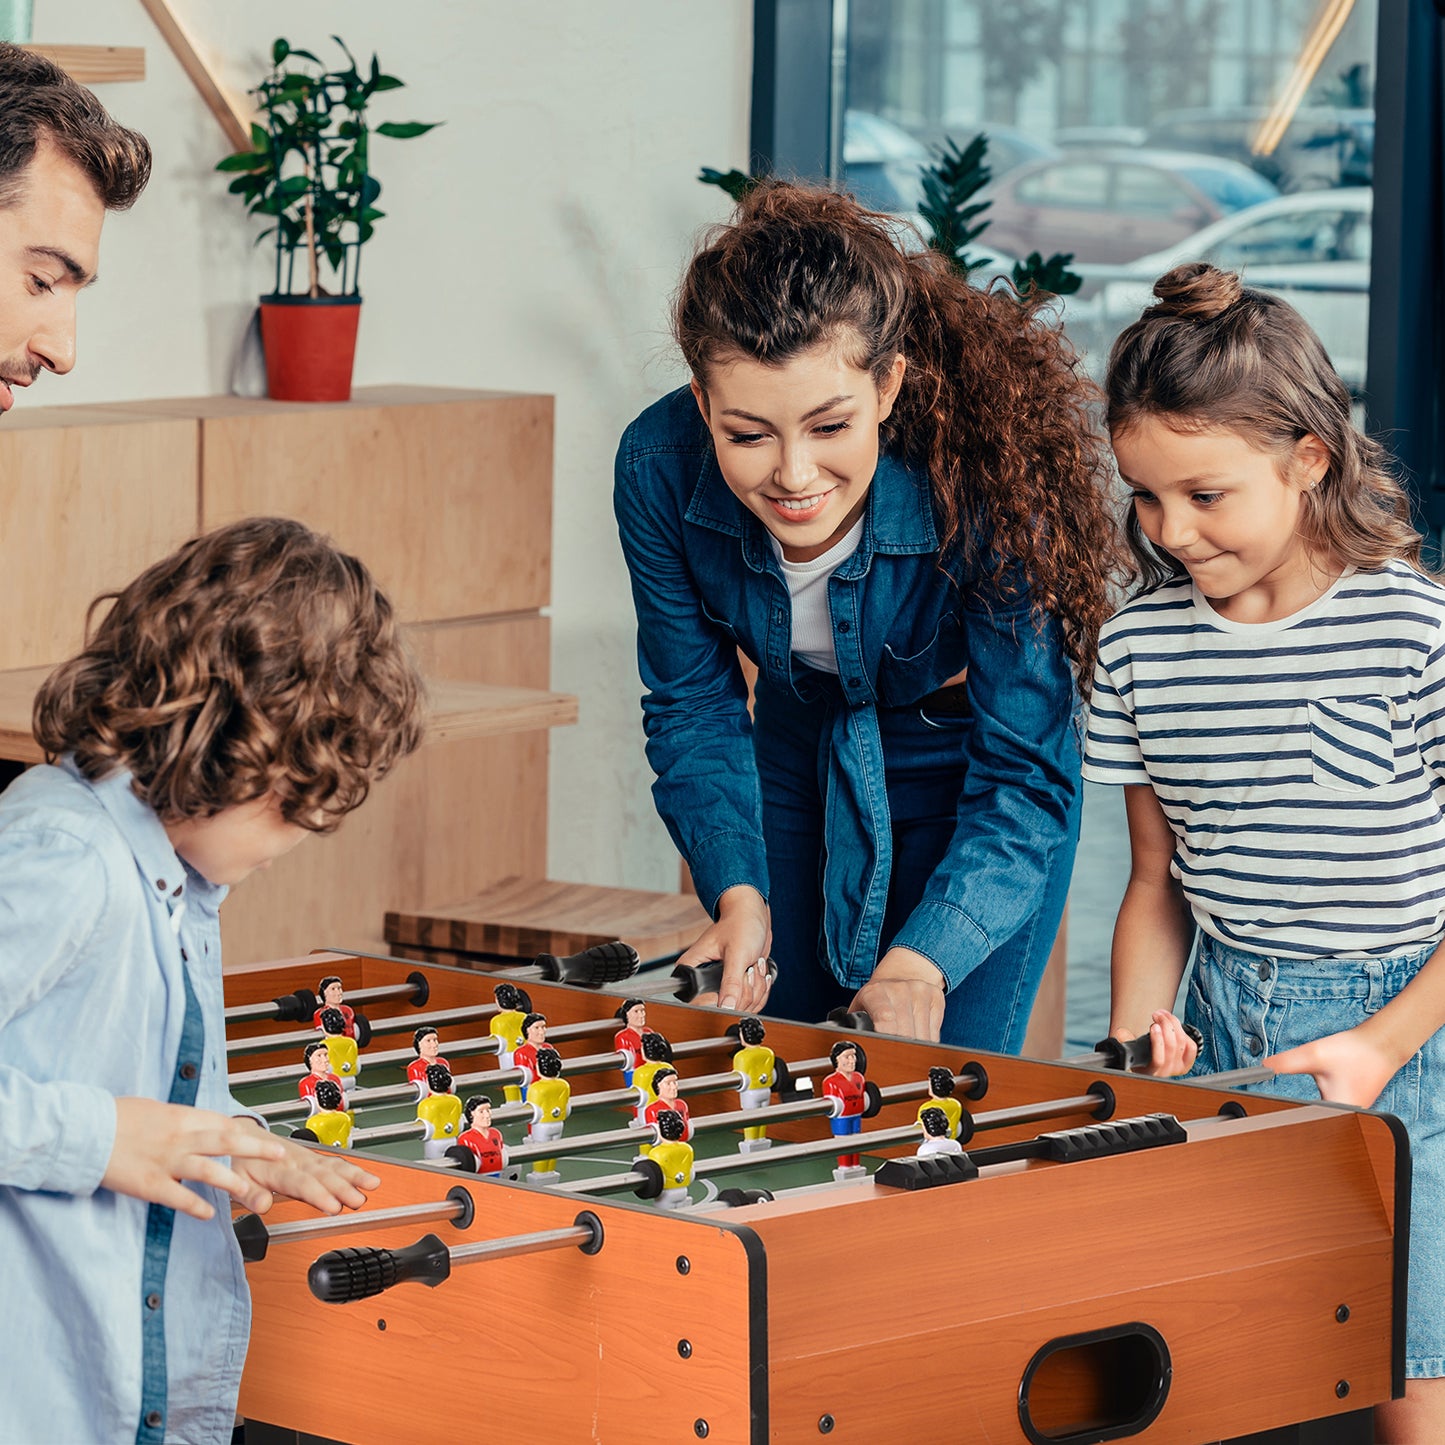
[1149,262,1243,321]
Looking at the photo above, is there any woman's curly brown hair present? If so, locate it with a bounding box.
[34,517,425,829]
[674,180,1128,681]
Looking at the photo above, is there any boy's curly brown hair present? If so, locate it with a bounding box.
[34,517,425,829]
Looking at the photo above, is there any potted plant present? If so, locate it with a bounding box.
[217,36,438,402]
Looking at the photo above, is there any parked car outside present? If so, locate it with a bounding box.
[1060,188,1372,393]
[1146,106,1374,191]
[979,148,1278,265]
[844,110,1057,215]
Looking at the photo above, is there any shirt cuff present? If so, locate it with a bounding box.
[40,1082,117,1195]
[687,830,771,919]
[890,901,992,991]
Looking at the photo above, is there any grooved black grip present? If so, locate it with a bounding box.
[826,1007,875,1032]
[272,988,317,1022]
[307,1233,451,1304]
[1092,1034,1154,1071]
[538,941,640,986]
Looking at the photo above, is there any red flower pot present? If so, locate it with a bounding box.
[258,294,362,402]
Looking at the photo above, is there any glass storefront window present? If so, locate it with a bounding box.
[844,0,1378,395]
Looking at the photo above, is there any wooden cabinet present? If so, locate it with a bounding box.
[0,387,572,963]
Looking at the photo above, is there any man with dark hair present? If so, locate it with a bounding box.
[0,42,151,414]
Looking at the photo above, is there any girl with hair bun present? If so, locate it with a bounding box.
[1086,262,1445,1436]
[615,180,1125,1048]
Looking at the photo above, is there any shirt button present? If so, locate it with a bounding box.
[1257,961,1271,980]
[848,677,862,687]
[180,1062,198,1080]
[154,879,166,891]
[1247,1036,1264,1056]
[837,619,851,633]
[146,1292,162,1310]
[145,1410,163,1428]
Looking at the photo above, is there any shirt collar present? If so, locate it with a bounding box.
[685,447,939,569]
[61,756,228,912]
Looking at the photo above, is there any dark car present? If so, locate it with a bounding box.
[978,149,1279,265]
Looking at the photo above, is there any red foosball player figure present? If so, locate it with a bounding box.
[406,1026,450,1094]
[298,1041,344,1113]
[525,1046,571,1182]
[297,1078,354,1150]
[732,1015,775,1153]
[318,1006,360,1091]
[641,1067,692,1156]
[916,1106,964,1158]
[489,983,532,1104]
[915,1066,964,1140]
[512,1012,552,1093]
[823,1041,867,1181]
[613,997,660,1087]
[311,975,361,1037]
[416,1064,464,1159]
[631,1031,676,1126]
[646,1107,695,1210]
[457,1094,507,1177]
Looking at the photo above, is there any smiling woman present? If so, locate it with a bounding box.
[614,181,1128,1050]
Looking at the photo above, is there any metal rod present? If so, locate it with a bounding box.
[224,978,422,1025]
[251,1196,466,1246]
[226,1000,505,1056]
[448,1224,596,1267]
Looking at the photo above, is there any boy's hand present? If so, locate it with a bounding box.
[103,1097,288,1220]
[850,947,947,1042]
[1113,1009,1197,1076]
[1266,1028,1398,1109]
[230,1132,380,1215]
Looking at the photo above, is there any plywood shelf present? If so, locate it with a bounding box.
[0,667,577,767]
[23,45,146,83]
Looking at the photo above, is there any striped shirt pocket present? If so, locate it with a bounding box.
[1307,696,1397,790]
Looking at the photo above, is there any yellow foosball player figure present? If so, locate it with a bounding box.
[630,1031,676,1126]
[416,1065,464,1159]
[296,1079,354,1150]
[645,1108,695,1210]
[319,1007,360,1091]
[489,983,531,1103]
[915,1066,964,1140]
[525,1047,571,1182]
[732,1015,775,1153]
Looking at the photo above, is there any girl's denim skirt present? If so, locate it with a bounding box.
[1186,931,1445,1378]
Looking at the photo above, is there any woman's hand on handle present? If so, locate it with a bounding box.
[680,884,774,1014]
[849,947,947,1042]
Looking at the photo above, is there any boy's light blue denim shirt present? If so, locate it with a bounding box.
[614,387,1081,990]
[0,759,253,1445]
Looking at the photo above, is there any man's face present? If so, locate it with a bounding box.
[0,140,104,415]
[309,1046,331,1076]
[322,980,345,1007]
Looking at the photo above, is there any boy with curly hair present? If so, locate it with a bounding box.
[0,516,426,1442]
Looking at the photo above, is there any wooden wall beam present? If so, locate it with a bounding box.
[137,0,251,151]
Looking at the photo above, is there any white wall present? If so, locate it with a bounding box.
[31,0,752,893]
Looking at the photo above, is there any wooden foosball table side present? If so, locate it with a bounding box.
[227,951,1406,1445]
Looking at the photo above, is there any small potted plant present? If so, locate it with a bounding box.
[217,36,438,402]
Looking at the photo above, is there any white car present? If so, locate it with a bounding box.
[1061,189,1371,393]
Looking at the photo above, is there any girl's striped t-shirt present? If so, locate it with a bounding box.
[1083,561,1445,958]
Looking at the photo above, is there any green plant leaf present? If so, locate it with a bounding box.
[375,121,438,139]
[698,166,761,201]
[369,75,404,92]
[1012,251,1083,297]
[216,150,270,172]
[271,37,289,65]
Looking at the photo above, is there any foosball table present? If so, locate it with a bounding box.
[224,947,1406,1445]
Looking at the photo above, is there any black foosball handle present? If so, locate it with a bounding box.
[1091,1023,1204,1072]
[671,955,778,1004]
[268,987,318,1023]
[534,941,641,987]
[308,1234,451,1303]
[827,1006,875,1032]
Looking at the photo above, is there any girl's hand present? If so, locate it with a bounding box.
[1112,1010,1197,1077]
[230,1131,380,1215]
[679,885,773,1014]
[102,1097,288,1221]
[850,947,947,1042]
[1266,1028,1399,1109]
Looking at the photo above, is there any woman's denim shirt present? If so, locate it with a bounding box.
[615,386,1080,989]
